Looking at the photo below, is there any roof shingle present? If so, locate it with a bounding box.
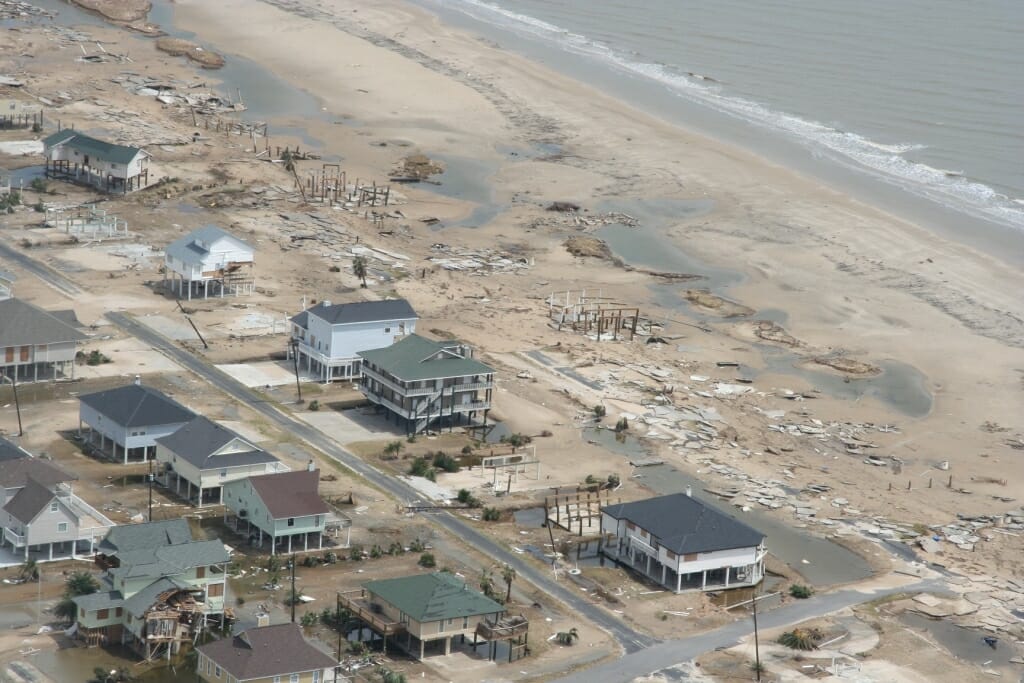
[79,383,195,429]
[0,438,75,489]
[155,416,279,471]
[2,477,56,524]
[42,131,146,165]
[197,623,336,680]
[0,298,87,347]
[294,299,418,327]
[247,469,330,519]
[602,493,765,555]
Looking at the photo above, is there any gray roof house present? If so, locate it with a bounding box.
[222,467,334,555]
[358,333,495,435]
[42,130,151,193]
[163,225,255,300]
[78,379,196,464]
[72,519,231,656]
[196,622,336,683]
[600,493,767,593]
[290,298,419,383]
[0,438,113,564]
[155,416,288,507]
[0,297,87,383]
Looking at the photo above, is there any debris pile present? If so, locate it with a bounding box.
[428,243,531,274]
[110,74,245,114]
[154,38,225,69]
[0,1,53,20]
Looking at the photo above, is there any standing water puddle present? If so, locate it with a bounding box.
[898,612,1021,673]
[581,426,874,586]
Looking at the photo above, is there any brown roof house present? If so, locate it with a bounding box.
[221,466,333,555]
[0,437,114,564]
[196,622,336,683]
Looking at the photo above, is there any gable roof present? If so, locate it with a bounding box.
[364,572,505,623]
[358,334,493,382]
[246,470,330,519]
[155,416,278,471]
[197,623,336,679]
[122,576,193,617]
[109,539,230,582]
[164,225,253,267]
[42,131,147,165]
[98,518,193,555]
[72,589,123,613]
[2,477,56,524]
[602,493,765,555]
[296,299,419,327]
[0,439,75,489]
[0,298,87,347]
[79,383,195,429]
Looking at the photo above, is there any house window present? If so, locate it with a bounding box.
[196,566,206,579]
[220,469,227,477]
[214,665,221,678]
[116,608,122,617]
[287,518,295,527]
[290,676,299,683]
[97,609,109,620]
[273,677,281,683]
[312,672,320,683]
[384,327,391,333]
[626,522,636,531]
[667,550,677,560]
[79,608,84,618]
[49,502,59,513]
[314,515,321,526]
[207,583,224,597]
[58,522,69,533]
[463,617,469,629]
[683,553,698,562]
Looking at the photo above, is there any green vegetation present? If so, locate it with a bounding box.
[778,627,822,650]
[789,584,814,599]
[432,451,460,473]
[502,563,517,603]
[457,488,481,507]
[408,456,436,481]
[556,627,579,645]
[54,571,101,623]
[482,507,501,522]
[307,399,321,411]
[353,255,368,288]
[593,405,606,419]
[418,553,436,568]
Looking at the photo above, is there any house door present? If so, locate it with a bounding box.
[83,154,90,166]
[4,347,12,363]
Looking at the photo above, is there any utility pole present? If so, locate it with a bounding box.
[290,339,303,404]
[148,458,154,522]
[335,593,343,673]
[1,373,23,436]
[752,585,762,682]
[290,554,297,623]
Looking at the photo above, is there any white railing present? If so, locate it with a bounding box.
[451,401,491,413]
[449,381,492,393]
[4,527,26,547]
[628,534,658,558]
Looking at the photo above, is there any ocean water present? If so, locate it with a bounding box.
[417,0,1024,243]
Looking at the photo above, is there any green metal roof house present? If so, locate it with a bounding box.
[42,130,152,193]
[71,519,231,659]
[357,334,495,435]
[339,572,520,659]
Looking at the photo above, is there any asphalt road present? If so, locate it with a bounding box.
[105,312,655,654]
[554,577,944,682]
[0,241,82,297]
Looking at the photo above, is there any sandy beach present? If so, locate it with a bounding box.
[169,0,1024,460]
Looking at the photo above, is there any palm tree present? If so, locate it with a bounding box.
[18,558,39,582]
[65,571,100,597]
[352,256,368,288]
[556,627,579,645]
[479,568,494,599]
[501,563,516,603]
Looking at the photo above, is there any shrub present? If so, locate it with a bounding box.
[593,405,606,419]
[383,441,404,458]
[406,435,417,443]
[349,545,364,562]
[85,350,111,366]
[614,417,629,432]
[328,265,341,273]
[302,555,320,568]
[432,451,460,473]
[607,473,621,489]
[584,474,598,486]
[778,628,822,651]
[789,584,814,599]
[408,538,425,553]
[387,541,404,555]
[322,551,338,564]
[235,596,246,606]
[369,545,384,559]
[556,628,579,645]
[457,489,480,507]
[461,445,474,455]
[408,456,436,481]
[307,400,320,411]
[300,612,318,627]
[29,178,47,193]
[418,553,436,568]
[506,433,531,451]
[482,507,501,522]
[33,201,45,213]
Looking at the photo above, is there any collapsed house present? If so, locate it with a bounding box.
[72,519,231,659]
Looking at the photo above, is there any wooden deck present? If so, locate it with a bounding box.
[337,589,406,636]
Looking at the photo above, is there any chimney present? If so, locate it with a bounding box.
[685,485,692,498]
[307,459,315,472]
[255,612,270,628]
[322,300,331,308]
[134,375,141,386]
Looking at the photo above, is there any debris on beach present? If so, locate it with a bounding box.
[563,236,613,260]
[428,243,531,274]
[0,0,54,20]
[392,154,444,182]
[154,38,226,69]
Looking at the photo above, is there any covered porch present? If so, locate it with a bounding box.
[77,423,154,464]
[608,542,764,593]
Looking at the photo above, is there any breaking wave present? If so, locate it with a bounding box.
[443,0,1024,231]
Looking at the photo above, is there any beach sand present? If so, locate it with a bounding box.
[170,0,1024,438]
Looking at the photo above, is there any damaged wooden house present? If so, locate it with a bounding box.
[42,130,151,193]
[163,225,256,300]
[71,519,231,659]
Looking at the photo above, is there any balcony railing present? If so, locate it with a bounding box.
[451,401,491,413]
[4,527,26,547]
[627,534,658,558]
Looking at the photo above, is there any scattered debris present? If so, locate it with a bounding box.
[154,38,226,69]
